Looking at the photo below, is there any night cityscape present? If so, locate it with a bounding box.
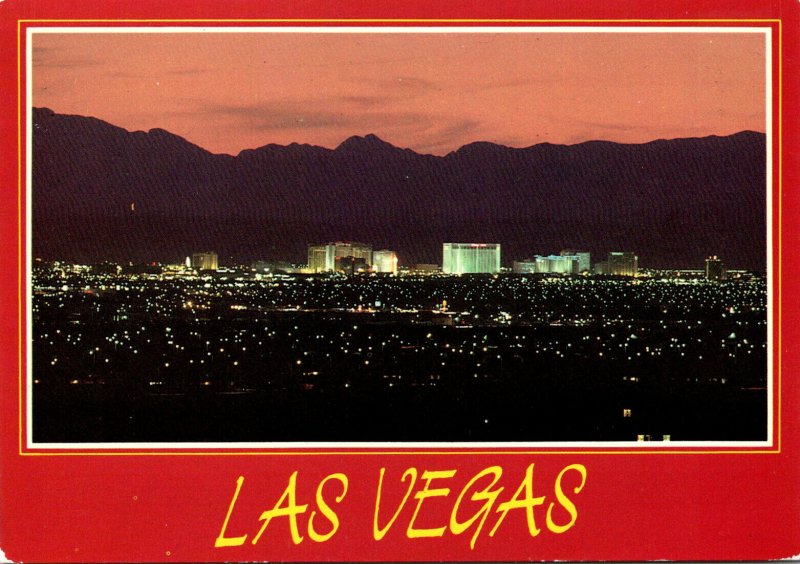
[29,31,769,443]
[31,248,767,443]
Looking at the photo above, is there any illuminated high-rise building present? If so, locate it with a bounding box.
[335,256,369,275]
[373,250,398,274]
[333,242,372,266]
[442,243,501,274]
[513,260,537,274]
[191,251,218,271]
[560,250,591,273]
[607,252,638,277]
[705,256,725,281]
[308,245,334,273]
[515,254,578,274]
[545,254,578,274]
[307,242,372,273]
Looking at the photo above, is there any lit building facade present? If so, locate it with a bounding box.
[705,256,725,281]
[561,250,591,273]
[515,254,578,274]
[252,260,297,274]
[412,263,441,274]
[307,242,372,273]
[308,245,334,273]
[191,251,218,271]
[373,250,398,274]
[442,243,501,274]
[335,256,369,275]
[513,260,537,274]
[606,252,638,277]
[545,254,578,274]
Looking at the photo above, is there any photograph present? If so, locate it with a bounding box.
[28,28,770,445]
[3,3,799,562]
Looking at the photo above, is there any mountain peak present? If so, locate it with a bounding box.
[336,134,396,152]
[451,140,510,156]
[30,107,766,270]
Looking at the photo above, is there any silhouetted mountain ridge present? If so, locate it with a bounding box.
[31,108,766,269]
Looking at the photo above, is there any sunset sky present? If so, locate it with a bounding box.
[31,30,767,156]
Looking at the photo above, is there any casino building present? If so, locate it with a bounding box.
[307,242,372,273]
[513,254,578,274]
[604,251,638,277]
[372,250,398,274]
[560,249,591,273]
[442,243,501,274]
[191,251,218,272]
[705,256,725,281]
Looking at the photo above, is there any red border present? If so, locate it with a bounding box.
[2,2,799,562]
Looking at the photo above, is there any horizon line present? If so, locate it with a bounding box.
[31,106,768,158]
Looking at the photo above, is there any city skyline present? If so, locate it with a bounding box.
[30,30,769,272]
[31,30,766,156]
[31,107,767,270]
[39,247,752,282]
[31,229,759,273]
[32,254,768,443]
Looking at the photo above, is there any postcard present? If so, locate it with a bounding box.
[1,0,798,561]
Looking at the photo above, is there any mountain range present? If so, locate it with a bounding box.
[31,107,767,270]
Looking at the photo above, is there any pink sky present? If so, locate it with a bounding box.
[31,31,766,155]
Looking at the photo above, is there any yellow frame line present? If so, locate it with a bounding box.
[17,19,24,457]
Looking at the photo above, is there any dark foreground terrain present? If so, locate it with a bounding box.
[32,270,767,442]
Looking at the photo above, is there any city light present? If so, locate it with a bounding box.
[31,252,767,442]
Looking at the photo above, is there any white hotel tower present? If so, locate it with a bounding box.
[442,243,501,274]
[372,250,398,274]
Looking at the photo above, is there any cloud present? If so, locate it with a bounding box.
[32,45,101,69]
[337,75,441,100]
[414,120,483,153]
[108,70,156,80]
[569,119,648,133]
[390,76,439,93]
[104,67,210,80]
[33,57,101,69]
[336,95,385,109]
[185,98,485,154]
[462,77,543,94]
[164,67,211,77]
[199,100,428,132]
[245,53,431,72]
